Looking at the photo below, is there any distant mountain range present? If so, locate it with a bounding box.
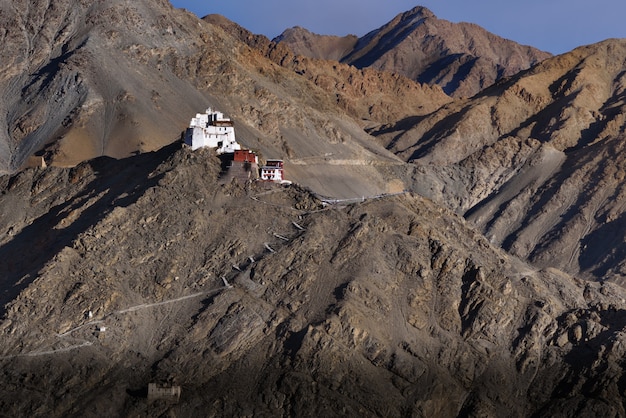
[274,6,551,98]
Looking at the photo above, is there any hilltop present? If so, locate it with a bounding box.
[0,0,448,199]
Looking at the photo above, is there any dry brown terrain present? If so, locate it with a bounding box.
[273,27,359,61]
[3,1,626,416]
[0,1,448,201]
[2,145,626,416]
[0,0,211,170]
[371,39,626,283]
[203,13,451,124]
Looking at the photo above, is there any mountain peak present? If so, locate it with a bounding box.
[402,5,437,20]
[275,5,551,98]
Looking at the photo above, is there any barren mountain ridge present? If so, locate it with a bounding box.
[2,0,626,416]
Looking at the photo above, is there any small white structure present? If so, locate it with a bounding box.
[184,108,242,154]
[260,159,284,182]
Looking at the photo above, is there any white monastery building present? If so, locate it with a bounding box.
[184,108,241,154]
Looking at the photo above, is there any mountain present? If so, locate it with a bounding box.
[203,13,451,124]
[3,145,626,416]
[4,0,626,416]
[371,39,626,283]
[0,0,210,170]
[274,6,552,98]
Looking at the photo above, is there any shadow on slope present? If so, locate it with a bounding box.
[545,308,626,407]
[0,143,183,316]
[343,15,426,69]
[417,54,480,97]
[579,211,626,279]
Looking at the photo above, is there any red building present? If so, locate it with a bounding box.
[233,149,258,164]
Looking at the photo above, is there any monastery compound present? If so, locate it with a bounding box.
[184,108,287,184]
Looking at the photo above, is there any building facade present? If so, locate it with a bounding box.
[233,149,259,164]
[260,159,284,182]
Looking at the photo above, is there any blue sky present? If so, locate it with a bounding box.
[170,1,626,55]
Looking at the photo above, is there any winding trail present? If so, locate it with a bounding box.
[57,320,104,338]
[2,187,399,360]
[2,288,226,360]
[114,291,208,314]
[0,342,94,359]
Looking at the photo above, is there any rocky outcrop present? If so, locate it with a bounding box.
[2,146,626,416]
[273,27,358,61]
[274,7,551,98]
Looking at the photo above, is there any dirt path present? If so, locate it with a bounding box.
[2,288,227,360]
[114,291,208,314]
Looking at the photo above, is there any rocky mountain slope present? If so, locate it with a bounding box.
[3,145,626,416]
[5,0,626,416]
[0,0,209,170]
[371,39,626,283]
[274,6,551,98]
[203,13,451,124]
[273,27,359,62]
